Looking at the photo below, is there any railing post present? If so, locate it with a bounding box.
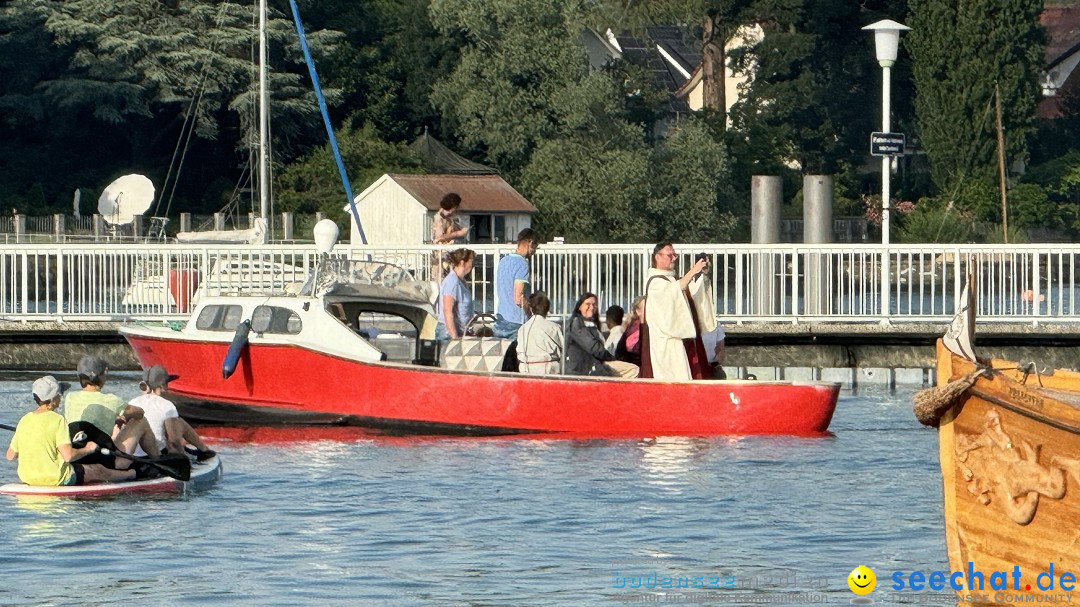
[282,212,294,241]
[54,214,65,244]
[93,214,104,241]
[14,214,25,244]
[56,248,64,317]
[133,214,144,239]
[180,213,192,233]
[214,213,225,231]
[248,212,256,230]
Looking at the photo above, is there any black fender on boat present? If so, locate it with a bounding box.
[222,319,251,379]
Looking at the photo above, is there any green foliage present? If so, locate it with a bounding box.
[275,122,423,219]
[1004,183,1050,230]
[907,0,1044,196]
[305,0,461,143]
[647,118,739,241]
[430,0,605,176]
[897,197,975,243]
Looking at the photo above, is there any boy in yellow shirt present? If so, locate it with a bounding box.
[6,376,135,486]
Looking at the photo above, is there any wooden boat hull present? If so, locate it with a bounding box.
[122,332,839,436]
[0,456,223,498]
[935,342,1080,605]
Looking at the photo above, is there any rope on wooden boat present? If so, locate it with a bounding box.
[913,369,985,427]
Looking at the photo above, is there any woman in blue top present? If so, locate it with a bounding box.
[435,248,476,341]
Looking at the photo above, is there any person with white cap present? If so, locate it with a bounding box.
[63,355,160,469]
[6,376,135,486]
[128,365,215,461]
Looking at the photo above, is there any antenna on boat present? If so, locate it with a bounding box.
[98,174,154,226]
[311,219,340,291]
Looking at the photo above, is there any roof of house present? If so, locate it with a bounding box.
[388,174,536,213]
[604,26,699,112]
[408,132,498,175]
[1043,5,1080,67]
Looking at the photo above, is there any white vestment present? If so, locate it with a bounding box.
[517,315,564,375]
[644,269,717,380]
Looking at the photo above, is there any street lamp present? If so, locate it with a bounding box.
[863,19,909,246]
[864,19,909,320]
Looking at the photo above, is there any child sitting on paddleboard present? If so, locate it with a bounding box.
[129,365,215,462]
[6,376,136,486]
[63,355,160,470]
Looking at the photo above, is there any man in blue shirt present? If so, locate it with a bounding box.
[494,229,539,340]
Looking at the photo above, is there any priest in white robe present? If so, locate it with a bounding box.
[641,243,716,380]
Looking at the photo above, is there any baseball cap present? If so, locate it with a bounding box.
[77,355,108,380]
[143,365,180,389]
[32,375,69,402]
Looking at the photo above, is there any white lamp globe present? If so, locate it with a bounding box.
[862,20,910,68]
[313,219,340,254]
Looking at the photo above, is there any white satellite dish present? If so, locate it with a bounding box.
[98,174,154,225]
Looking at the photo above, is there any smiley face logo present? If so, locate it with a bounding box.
[847,565,876,595]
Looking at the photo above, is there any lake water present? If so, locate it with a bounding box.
[0,375,950,606]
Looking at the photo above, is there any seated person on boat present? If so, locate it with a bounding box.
[129,365,215,462]
[517,292,563,376]
[6,376,136,486]
[63,355,160,469]
[565,293,638,379]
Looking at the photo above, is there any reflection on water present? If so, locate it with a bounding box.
[0,380,948,606]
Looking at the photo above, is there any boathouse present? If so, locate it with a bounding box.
[346,134,536,245]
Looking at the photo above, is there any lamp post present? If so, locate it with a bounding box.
[863,19,909,318]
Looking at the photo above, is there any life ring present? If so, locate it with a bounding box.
[222,319,251,379]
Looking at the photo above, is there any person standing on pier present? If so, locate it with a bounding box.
[494,228,539,340]
[640,244,716,380]
[430,193,470,280]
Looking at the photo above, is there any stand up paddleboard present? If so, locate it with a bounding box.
[0,456,222,498]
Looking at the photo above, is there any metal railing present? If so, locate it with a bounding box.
[0,242,1077,323]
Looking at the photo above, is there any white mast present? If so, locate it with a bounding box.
[257,0,270,243]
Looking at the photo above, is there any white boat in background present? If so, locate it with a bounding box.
[176,217,268,244]
[122,256,306,311]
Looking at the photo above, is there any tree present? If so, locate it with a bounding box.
[0,0,347,213]
[275,121,423,219]
[907,0,1045,200]
[302,0,462,143]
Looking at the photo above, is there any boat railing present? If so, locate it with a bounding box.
[1,242,1079,324]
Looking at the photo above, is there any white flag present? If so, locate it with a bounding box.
[943,280,976,361]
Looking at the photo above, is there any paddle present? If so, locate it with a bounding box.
[1,423,191,482]
[70,431,192,482]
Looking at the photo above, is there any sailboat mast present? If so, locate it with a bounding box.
[257,0,270,243]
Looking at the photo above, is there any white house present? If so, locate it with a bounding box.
[347,173,536,245]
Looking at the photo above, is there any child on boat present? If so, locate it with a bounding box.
[129,365,215,462]
[6,376,135,486]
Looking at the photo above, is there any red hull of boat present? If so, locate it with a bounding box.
[124,334,838,436]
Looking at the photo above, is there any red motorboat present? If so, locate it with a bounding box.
[121,259,839,437]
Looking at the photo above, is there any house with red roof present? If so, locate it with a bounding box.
[346,133,535,245]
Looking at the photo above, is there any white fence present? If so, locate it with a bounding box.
[0,242,1077,323]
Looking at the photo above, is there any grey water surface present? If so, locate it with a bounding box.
[0,375,947,606]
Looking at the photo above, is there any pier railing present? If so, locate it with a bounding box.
[0,242,1077,323]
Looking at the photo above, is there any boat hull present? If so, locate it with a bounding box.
[123,332,839,436]
[0,456,223,498]
[935,343,1080,605]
